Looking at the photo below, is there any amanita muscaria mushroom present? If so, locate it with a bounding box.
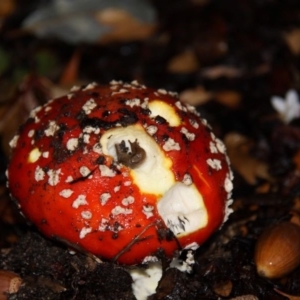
[7,80,233,265]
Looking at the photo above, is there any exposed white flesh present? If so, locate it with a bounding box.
[28,148,41,163]
[157,183,208,236]
[148,100,181,126]
[100,124,175,195]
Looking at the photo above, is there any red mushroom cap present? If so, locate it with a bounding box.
[7,81,233,265]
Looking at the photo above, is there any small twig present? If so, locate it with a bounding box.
[113,221,158,262]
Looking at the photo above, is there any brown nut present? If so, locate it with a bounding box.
[254,221,300,279]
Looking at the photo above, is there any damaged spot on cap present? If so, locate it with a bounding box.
[148,100,181,127]
[28,148,41,163]
[157,183,208,236]
[100,124,175,195]
[115,139,146,169]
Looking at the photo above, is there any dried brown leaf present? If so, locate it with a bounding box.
[96,8,156,44]
[0,76,69,156]
[0,0,15,18]
[284,29,300,55]
[59,49,81,86]
[201,65,242,79]
[37,276,66,293]
[213,280,233,297]
[224,132,270,185]
[0,270,22,298]
[274,288,300,300]
[167,50,199,73]
[293,148,300,171]
[0,100,27,156]
[229,296,259,300]
[180,86,213,106]
[214,90,241,108]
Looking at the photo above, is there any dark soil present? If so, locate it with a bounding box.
[1,0,300,299]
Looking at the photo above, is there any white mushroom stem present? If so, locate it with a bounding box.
[129,251,197,300]
[129,262,162,300]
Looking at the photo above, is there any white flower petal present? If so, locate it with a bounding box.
[286,89,299,106]
[271,90,300,123]
[271,97,285,113]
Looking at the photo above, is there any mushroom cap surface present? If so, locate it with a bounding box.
[7,81,233,265]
